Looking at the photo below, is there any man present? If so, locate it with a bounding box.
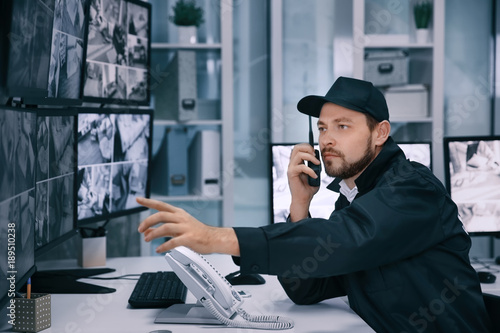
[137,77,492,332]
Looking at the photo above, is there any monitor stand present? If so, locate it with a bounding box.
[21,268,117,294]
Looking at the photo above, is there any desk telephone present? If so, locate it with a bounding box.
[163,246,294,330]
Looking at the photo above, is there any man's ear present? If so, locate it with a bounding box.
[374,120,391,146]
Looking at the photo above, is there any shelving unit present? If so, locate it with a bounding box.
[151,43,222,50]
[147,0,233,228]
[352,0,445,182]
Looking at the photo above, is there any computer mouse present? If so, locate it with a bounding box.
[477,271,496,284]
[225,271,266,285]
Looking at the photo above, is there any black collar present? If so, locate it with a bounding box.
[327,137,404,194]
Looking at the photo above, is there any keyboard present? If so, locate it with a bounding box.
[128,271,187,308]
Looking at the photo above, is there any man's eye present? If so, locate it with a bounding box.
[339,125,349,130]
[318,127,326,132]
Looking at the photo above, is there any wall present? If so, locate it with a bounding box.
[232,0,271,227]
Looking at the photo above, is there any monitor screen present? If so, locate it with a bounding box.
[270,141,432,224]
[271,144,337,224]
[444,136,500,235]
[77,108,152,225]
[35,109,78,256]
[397,141,432,170]
[0,107,37,308]
[6,0,90,105]
[82,0,151,106]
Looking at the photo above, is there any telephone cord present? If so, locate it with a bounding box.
[201,298,294,330]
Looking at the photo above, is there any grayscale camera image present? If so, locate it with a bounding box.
[47,0,89,99]
[127,0,148,38]
[35,115,76,249]
[53,0,88,39]
[35,181,49,248]
[77,112,150,221]
[447,139,500,233]
[127,35,147,69]
[83,0,150,104]
[0,109,37,203]
[7,0,54,92]
[127,68,147,101]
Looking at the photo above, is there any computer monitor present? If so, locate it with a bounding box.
[30,108,116,295]
[444,136,500,235]
[270,140,433,223]
[82,0,151,106]
[34,109,78,257]
[6,0,91,105]
[0,106,37,308]
[76,108,153,225]
[397,141,432,170]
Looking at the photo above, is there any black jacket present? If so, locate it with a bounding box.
[234,137,492,332]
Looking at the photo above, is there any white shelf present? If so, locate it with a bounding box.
[151,43,222,50]
[362,34,433,48]
[153,119,223,126]
[390,116,433,123]
[152,194,223,202]
[364,42,433,49]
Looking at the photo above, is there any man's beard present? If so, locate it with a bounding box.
[322,136,376,179]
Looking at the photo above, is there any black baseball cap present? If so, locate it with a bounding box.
[297,76,389,122]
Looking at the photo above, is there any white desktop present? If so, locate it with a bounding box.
[2,253,500,332]
[1,254,375,333]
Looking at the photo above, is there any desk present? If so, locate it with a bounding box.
[1,254,373,332]
[473,258,500,296]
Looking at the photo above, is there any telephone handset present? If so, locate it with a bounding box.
[307,116,321,187]
[165,246,294,330]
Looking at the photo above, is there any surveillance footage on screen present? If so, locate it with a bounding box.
[83,0,149,104]
[447,139,500,233]
[35,115,75,249]
[77,112,150,221]
[7,0,54,94]
[48,0,90,100]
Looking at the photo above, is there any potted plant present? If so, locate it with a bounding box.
[169,0,204,44]
[413,0,432,43]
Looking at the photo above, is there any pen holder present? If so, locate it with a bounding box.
[77,233,107,268]
[13,293,51,332]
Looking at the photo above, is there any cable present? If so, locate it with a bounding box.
[85,274,141,281]
[201,297,294,330]
[471,257,500,273]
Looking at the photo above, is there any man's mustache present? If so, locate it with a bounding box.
[321,147,344,159]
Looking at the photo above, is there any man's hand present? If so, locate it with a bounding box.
[287,143,321,222]
[136,197,240,256]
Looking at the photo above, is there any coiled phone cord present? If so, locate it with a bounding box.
[201,298,294,330]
